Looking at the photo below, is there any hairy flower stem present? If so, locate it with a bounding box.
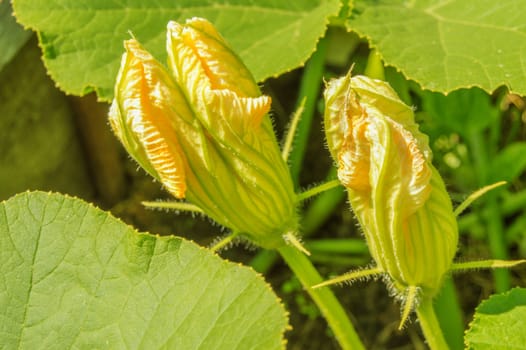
[210,231,239,252]
[277,245,365,350]
[416,298,449,350]
[297,179,342,202]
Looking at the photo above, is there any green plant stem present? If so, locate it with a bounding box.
[485,193,511,292]
[457,188,526,231]
[416,297,450,350]
[142,200,203,213]
[277,245,365,350]
[468,131,510,292]
[300,167,345,236]
[288,37,328,188]
[297,179,341,202]
[210,231,239,252]
[453,181,506,217]
[304,238,369,266]
[306,238,369,255]
[307,253,368,267]
[282,97,305,161]
[433,278,464,350]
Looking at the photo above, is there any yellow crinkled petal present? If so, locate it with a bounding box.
[350,75,415,127]
[352,75,432,161]
[167,18,275,147]
[384,117,432,215]
[167,28,208,103]
[112,39,187,198]
[207,89,272,135]
[363,108,433,274]
[167,18,260,98]
[337,114,371,193]
[110,19,299,250]
[140,121,186,198]
[323,74,352,161]
[324,72,458,296]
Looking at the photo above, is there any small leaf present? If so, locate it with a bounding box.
[420,87,499,137]
[12,0,340,101]
[488,143,526,183]
[348,1,526,94]
[465,287,526,350]
[0,191,288,349]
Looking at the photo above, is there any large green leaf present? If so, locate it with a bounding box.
[349,1,526,94]
[0,191,288,349]
[465,288,526,350]
[12,0,340,101]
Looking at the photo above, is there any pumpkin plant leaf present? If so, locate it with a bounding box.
[12,0,340,101]
[0,191,288,349]
[465,287,526,350]
[348,0,526,94]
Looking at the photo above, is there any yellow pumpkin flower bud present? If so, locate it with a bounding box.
[109,39,189,198]
[109,18,298,248]
[324,72,458,297]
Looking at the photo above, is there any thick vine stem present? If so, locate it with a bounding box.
[416,297,450,350]
[277,244,365,350]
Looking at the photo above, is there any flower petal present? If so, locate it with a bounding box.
[168,18,260,97]
[167,18,260,103]
[110,39,188,198]
[207,89,271,136]
[324,72,458,295]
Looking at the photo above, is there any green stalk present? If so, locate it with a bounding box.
[433,278,464,350]
[288,37,328,187]
[278,244,365,350]
[297,179,341,202]
[485,192,511,292]
[467,131,510,292]
[306,238,369,256]
[300,167,345,236]
[416,297,450,350]
[458,188,526,231]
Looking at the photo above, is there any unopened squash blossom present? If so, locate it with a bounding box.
[109,18,298,248]
[323,72,458,298]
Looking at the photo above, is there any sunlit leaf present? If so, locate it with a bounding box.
[349,0,526,94]
[465,288,526,350]
[0,191,288,349]
[12,0,340,101]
